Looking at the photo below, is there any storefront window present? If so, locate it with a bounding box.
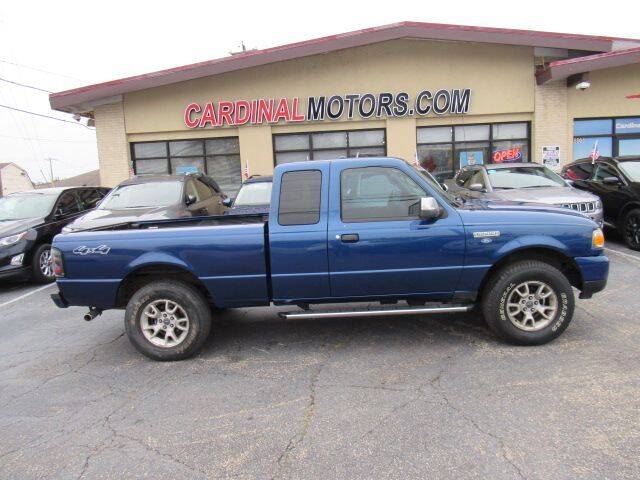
[572,136,613,161]
[130,137,242,196]
[417,122,530,181]
[572,117,640,160]
[273,129,386,165]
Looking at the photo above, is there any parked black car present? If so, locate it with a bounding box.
[0,187,109,282]
[561,156,640,249]
[223,176,272,215]
[63,174,228,233]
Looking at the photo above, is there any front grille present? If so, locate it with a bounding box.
[558,201,597,213]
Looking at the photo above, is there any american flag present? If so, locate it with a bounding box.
[589,140,600,163]
[243,159,250,179]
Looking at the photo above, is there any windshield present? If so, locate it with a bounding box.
[99,182,183,210]
[0,194,57,220]
[618,161,640,182]
[413,166,458,204]
[486,166,566,189]
[233,182,272,206]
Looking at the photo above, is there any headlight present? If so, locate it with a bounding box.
[592,228,605,249]
[0,231,27,247]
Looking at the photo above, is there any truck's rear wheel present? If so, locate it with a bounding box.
[124,281,212,361]
[482,260,574,345]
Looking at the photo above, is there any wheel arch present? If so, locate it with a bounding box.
[477,246,583,302]
[115,263,213,309]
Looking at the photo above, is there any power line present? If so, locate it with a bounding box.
[0,75,52,93]
[0,57,84,82]
[0,133,95,143]
[0,103,92,128]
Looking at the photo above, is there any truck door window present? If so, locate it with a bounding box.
[278,170,322,226]
[341,167,427,222]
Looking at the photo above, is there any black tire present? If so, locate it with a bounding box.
[621,208,640,251]
[124,281,212,361]
[30,243,55,284]
[482,260,574,346]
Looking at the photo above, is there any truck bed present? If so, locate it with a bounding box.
[54,214,270,309]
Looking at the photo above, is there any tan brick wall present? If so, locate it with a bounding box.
[94,102,131,187]
[533,80,568,170]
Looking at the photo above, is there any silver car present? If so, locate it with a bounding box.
[452,163,603,226]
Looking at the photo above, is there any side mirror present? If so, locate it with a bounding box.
[222,197,233,207]
[468,183,484,192]
[602,176,620,186]
[440,183,449,192]
[185,194,197,206]
[419,197,442,221]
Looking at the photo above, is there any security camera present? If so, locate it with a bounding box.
[576,81,591,91]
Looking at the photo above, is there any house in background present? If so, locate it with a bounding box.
[34,169,101,189]
[0,163,34,196]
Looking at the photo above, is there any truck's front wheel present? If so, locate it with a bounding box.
[124,281,212,361]
[482,260,574,345]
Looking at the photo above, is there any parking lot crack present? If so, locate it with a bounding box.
[432,380,527,480]
[271,341,344,479]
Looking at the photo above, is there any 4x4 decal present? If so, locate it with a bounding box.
[73,245,110,256]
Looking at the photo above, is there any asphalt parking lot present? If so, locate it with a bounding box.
[1,230,639,480]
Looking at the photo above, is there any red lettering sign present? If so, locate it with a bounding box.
[184,103,201,129]
[492,147,522,163]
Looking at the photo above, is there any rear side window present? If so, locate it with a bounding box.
[78,189,106,210]
[455,169,473,186]
[194,179,214,200]
[278,170,322,226]
[564,163,593,181]
[55,192,82,216]
[593,163,620,182]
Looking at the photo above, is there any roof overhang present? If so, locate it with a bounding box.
[536,46,640,84]
[50,21,640,113]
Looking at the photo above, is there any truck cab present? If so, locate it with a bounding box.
[51,157,609,361]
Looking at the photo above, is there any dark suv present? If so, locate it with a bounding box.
[0,187,109,282]
[561,157,640,250]
[63,174,228,233]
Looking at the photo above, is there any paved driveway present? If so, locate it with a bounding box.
[1,235,639,479]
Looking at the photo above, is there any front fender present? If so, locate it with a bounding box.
[493,235,570,261]
[458,225,592,294]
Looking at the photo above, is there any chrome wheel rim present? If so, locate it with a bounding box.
[140,299,190,348]
[506,281,558,332]
[39,249,53,278]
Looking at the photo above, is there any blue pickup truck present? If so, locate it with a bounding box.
[51,158,609,361]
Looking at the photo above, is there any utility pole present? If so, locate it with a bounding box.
[44,157,57,186]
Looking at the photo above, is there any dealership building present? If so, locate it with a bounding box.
[50,22,640,194]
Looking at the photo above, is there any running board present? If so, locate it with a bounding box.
[279,304,473,320]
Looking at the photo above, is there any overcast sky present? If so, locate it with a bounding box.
[1,0,639,183]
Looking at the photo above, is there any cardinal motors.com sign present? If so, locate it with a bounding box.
[183,89,472,128]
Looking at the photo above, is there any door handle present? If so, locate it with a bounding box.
[340,233,359,243]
